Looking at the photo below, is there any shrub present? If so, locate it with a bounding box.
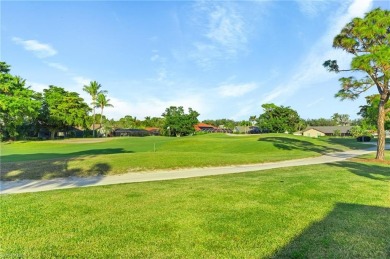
[356,136,371,142]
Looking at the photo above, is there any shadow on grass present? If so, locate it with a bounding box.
[1,148,134,163]
[1,160,113,192]
[330,161,390,181]
[319,137,376,150]
[258,137,343,154]
[0,167,111,193]
[270,203,390,258]
[1,148,132,181]
[1,159,113,181]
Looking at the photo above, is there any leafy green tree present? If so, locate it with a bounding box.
[297,119,307,131]
[258,103,301,133]
[350,126,372,138]
[143,116,153,127]
[162,106,199,137]
[249,115,257,126]
[323,8,390,160]
[358,94,390,129]
[239,120,251,127]
[117,115,140,128]
[331,113,351,126]
[83,81,105,137]
[102,118,116,136]
[41,86,90,139]
[202,119,237,129]
[141,116,164,128]
[0,62,41,140]
[95,92,114,129]
[305,118,337,126]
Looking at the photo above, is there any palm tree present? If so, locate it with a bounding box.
[96,93,114,135]
[83,81,105,137]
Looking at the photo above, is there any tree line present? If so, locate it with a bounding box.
[0,62,113,140]
[1,60,386,141]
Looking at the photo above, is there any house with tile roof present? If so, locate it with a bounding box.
[145,127,160,136]
[194,123,217,132]
[194,123,233,133]
[302,126,352,137]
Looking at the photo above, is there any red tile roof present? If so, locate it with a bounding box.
[194,123,216,131]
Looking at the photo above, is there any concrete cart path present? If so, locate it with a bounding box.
[0,147,385,195]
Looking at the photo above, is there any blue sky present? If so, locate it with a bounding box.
[2,0,389,121]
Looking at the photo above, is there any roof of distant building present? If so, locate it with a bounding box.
[303,126,352,134]
[194,123,217,131]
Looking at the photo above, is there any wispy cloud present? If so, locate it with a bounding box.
[295,0,330,17]
[217,83,257,98]
[73,76,92,87]
[229,98,258,120]
[190,2,250,68]
[260,0,373,105]
[150,50,165,62]
[105,93,209,120]
[205,5,247,54]
[12,37,57,58]
[26,81,48,93]
[46,62,68,72]
[148,50,173,85]
[306,98,325,108]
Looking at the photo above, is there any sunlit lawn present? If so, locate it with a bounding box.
[0,134,372,180]
[1,159,389,258]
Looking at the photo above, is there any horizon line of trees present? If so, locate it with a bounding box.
[1,60,387,141]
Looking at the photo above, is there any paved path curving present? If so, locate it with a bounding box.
[1,146,387,195]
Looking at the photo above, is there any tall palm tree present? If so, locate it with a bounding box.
[83,81,105,137]
[96,93,114,134]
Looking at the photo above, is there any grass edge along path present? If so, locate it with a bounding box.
[1,160,389,258]
[0,148,377,194]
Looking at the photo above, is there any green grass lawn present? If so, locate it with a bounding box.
[1,160,389,258]
[0,134,372,180]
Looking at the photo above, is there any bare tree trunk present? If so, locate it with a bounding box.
[50,130,56,140]
[100,108,104,137]
[100,107,103,128]
[92,107,96,138]
[375,99,386,160]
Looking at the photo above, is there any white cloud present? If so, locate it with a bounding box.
[71,76,93,104]
[217,83,257,98]
[189,43,220,69]
[26,81,48,93]
[325,0,373,41]
[306,98,325,108]
[190,2,250,68]
[12,37,57,58]
[46,62,68,72]
[259,0,373,105]
[157,68,168,82]
[229,98,259,120]
[295,0,329,17]
[205,5,247,54]
[260,87,288,105]
[148,51,173,85]
[104,93,209,120]
[73,76,92,87]
[150,54,160,62]
[150,50,165,63]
